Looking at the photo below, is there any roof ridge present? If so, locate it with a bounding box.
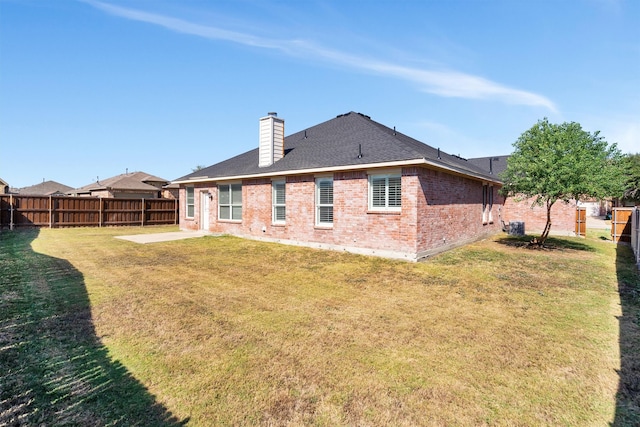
[173,112,501,183]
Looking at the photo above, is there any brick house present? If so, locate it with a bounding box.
[0,178,9,195]
[174,112,503,261]
[71,171,171,199]
[469,155,578,236]
[16,180,74,196]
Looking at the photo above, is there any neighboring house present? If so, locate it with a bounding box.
[173,112,503,261]
[469,155,578,235]
[0,178,9,194]
[16,180,74,196]
[578,198,612,217]
[71,171,169,199]
[162,182,180,200]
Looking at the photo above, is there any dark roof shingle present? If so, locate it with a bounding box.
[467,155,510,177]
[175,112,499,183]
[75,171,168,193]
[17,180,74,196]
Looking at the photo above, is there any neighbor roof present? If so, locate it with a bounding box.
[174,112,501,184]
[17,180,74,196]
[75,171,168,193]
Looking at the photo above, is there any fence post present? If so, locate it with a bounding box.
[49,195,53,228]
[9,194,14,231]
[99,198,103,227]
[631,206,640,268]
[175,198,178,225]
[141,198,145,227]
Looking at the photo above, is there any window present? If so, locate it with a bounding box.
[219,183,242,221]
[186,186,195,218]
[272,181,286,223]
[483,184,493,224]
[316,178,333,226]
[369,174,401,211]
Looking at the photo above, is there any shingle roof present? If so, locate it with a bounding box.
[174,112,500,183]
[17,180,74,196]
[75,171,168,193]
[467,155,510,177]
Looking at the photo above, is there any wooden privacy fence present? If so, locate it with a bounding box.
[575,207,586,237]
[611,207,633,243]
[631,206,640,267]
[0,195,178,229]
[630,207,640,266]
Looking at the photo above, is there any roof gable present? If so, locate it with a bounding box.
[76,171,168,192]
[17,180,74,196]
[175,112,499,183]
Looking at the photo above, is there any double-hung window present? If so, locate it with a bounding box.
[186,186,195,218]
[272,181,286,224]
[219,183,242,221]
[316,178,333,226]
[369,174,401,211]
[482,184,493,224]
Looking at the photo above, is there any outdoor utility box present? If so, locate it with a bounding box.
[509,221,525,236]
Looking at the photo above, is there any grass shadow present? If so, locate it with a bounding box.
[613,243,640,426]
[0,229,188,426]
[495,234,596,252]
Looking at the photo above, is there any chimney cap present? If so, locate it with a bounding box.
[267,112,277,117]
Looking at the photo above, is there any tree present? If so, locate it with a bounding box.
[622,153,640,202]
[191,165,206,172]
[500,118,625,245]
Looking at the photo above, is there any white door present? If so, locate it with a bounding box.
[200,192,210,230]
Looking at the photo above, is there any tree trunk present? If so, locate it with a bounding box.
[539,199,554,244]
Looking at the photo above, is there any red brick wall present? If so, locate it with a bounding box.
[413,168,503,256]
[179,183,215,231]
[179,167,505,259]
[502,197,577,235]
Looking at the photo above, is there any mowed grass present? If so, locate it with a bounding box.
[1,226,639,426]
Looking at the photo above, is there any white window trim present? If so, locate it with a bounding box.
[185,186,195,219]
[368,173,402,212]
[218,182,242,221]
[488,185,494,223]
[272,180,286,224]
[315,177,334,227]
[482,184,494,224]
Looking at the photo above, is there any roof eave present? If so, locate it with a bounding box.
[173,158,502,185]
[422,158,502,185]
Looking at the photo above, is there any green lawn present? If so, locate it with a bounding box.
[1,226,638,426]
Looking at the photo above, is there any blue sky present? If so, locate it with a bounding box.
[1,0,638,189]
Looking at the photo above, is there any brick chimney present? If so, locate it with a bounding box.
[259,112,285,167]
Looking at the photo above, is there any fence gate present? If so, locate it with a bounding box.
[575,207,586,237]
[611,207,633,243]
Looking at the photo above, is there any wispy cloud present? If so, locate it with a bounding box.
[414,120,501,158]
[86,1,557,112]
[600,119,640,154]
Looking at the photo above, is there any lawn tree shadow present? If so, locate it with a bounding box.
[0,229,188,426]
[613,243,640,426]
[495,234,596,252]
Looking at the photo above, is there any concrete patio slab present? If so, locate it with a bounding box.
[115,230,216,244]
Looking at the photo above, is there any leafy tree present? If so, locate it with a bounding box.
[500,118,625,245]
[622,153,640,202]
[191,165,206,172]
